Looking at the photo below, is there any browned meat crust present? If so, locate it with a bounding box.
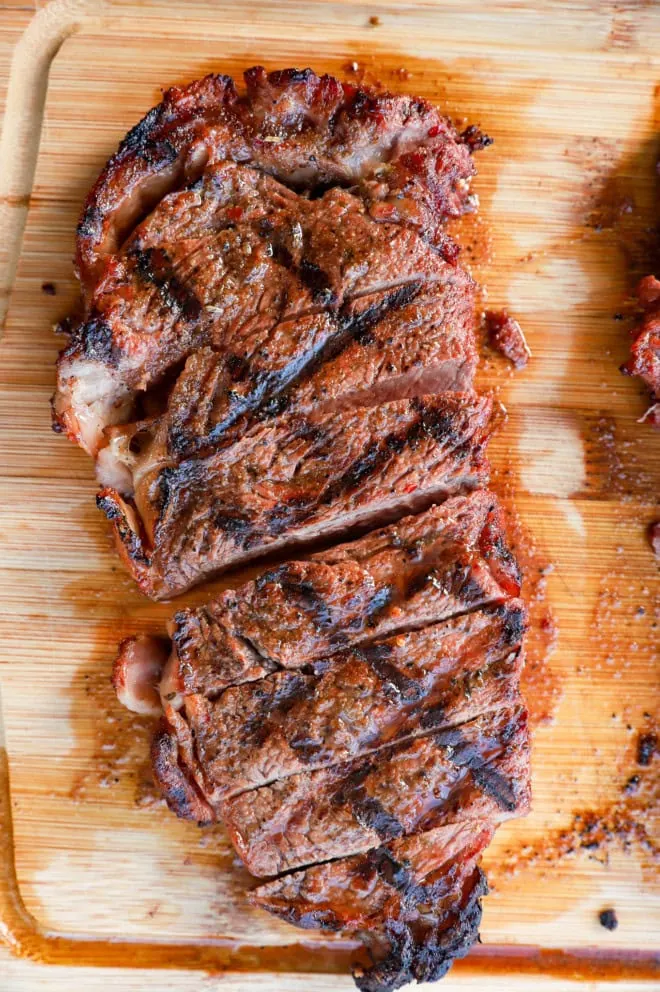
[622,275,660,426]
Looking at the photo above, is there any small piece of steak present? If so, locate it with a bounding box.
[485,310,530,369]
[621,275,660,426]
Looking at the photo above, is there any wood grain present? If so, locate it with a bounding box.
[0,0,658,985]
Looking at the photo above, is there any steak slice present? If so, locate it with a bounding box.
[223,706,529,876]
[152,602,526,806]
[159,489,520,697]
[97,391,492,598]
[621,274,660,427]
[75,68,479,290]
[252,819,493,992]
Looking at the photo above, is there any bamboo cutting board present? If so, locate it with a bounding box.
[0,0,658,986]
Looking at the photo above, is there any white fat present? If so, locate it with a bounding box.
[113,636,170,716]
[96,443,135,495]
[55,357,134,456]
[159,649,185,711]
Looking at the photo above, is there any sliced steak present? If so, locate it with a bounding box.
[223,706,529,875]
[252,819,493,992]
[74,69,479,291]
[160,489,520,697]
[621,274,660,427]
[152,601,526,806]
[97,391,492,598]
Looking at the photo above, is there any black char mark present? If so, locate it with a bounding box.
[132,247,203,322]
[360,642,426,704]
[354,869,487,992]
[332,767,405,843]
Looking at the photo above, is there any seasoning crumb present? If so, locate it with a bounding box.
[369,15,381,26]
[599,908,618,931]
[623,774,640,795]
[41,282,56,295]
[637,732,658,767]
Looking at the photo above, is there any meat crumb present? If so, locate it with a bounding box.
[649,521,660,558]
[623,774,640,795]
[369,15,381,26]
[598,908,618,931]
[41,282,56,295]
[485,310,531,369]
[637,732,658,766]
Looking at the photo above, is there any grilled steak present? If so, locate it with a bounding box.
[252,819,493,992]
[56,66,532,991]
[622,275,660,427]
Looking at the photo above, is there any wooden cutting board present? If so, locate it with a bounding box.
[0,0,658,986]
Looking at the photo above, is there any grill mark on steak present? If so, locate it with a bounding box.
[339,788,405,843]
[470,764,518,812]
[131,247,204,322]
[360,645,427,705]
